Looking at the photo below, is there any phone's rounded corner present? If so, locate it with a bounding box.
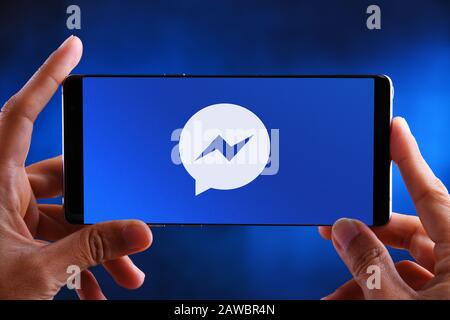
[375,74,392,83]
[62,74,82,90]
[64,74,82,82]
[379,75,394,101]
[373,211,391,226]
[64,207,84,225]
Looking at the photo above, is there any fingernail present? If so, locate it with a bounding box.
[131,264,146,282]
[135,266,146,281]
[137,268,146,280]
[121,223,151,249]
[399,117,411,134]
[59,35,74,48]
[332,218,360,250]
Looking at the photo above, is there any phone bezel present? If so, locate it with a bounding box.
[63,74,392,226]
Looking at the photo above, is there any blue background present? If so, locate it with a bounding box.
[0,0,449,299]
[83,77,374,225]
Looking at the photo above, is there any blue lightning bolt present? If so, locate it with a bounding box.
[196,135,253,161]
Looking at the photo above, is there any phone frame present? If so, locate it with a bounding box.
[62,74,392,226]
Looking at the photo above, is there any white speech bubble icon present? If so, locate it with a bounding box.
[179,103,270,195]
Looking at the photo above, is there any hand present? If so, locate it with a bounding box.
[318,117,450,299]
[0,36,152,300]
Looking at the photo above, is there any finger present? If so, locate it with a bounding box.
[2,36,82,122]
[391,117,450,244]
[322,260,433,300]
[0,36,82,165]
[35,205,146,290]
[26,156,63,198]
[371,214,435,272]
[75,270,107,300]
[318,226,331,239]
[331,218,415,299]
[35,204,82,241]
[38,220,152,284]
[103,256,146,290]
[319,213,436,272]
[395,260,433,289]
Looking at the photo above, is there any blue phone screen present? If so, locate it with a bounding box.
[82,77,374,225]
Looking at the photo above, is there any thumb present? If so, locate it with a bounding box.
[38,220,152,284]
[331,218,415,299]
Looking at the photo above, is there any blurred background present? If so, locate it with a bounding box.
[0,0,449,299]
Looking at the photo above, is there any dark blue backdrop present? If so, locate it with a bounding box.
[0,0,449,299]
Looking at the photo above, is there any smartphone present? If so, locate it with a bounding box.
[63,75,392,226]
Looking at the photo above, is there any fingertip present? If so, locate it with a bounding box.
[121,220,153,251]
[58,35,83,67]
[116,264,146,290]
[130,266,146,289]
[331,218,364,250]
[392,117,410,134]
[396,117,411,134]
[67,35,83,64]
[318,226,332,240]
[102,256,147,290]
[70,35,83,53]
[60,35,82,49]
[391,117,409,143]
[391,116,417,163]
[137,220,153,248]
[329,219,411,299]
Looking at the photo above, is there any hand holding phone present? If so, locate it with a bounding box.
[0,36,151,300]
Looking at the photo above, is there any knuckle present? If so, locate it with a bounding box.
[0,95,17,123]
[40,65,60,87]
[434,177,448,191]
[80,227,110,265]
[417,178,450,208]
[352,246,386,280]
[0,95,34,125]
[433,177,449,198]
[1,95,15,114]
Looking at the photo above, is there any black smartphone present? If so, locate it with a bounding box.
[63,75,392,226]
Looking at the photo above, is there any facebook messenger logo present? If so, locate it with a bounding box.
[178,103,271,195]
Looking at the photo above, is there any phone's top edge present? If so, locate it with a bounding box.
[66,74,389,78]
[380,74,394,90]
[62,74,81,87]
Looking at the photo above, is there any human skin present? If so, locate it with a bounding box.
[0,36,152,299]
[319,117,450,299]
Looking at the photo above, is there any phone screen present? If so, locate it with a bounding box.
[80,77,376,225]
